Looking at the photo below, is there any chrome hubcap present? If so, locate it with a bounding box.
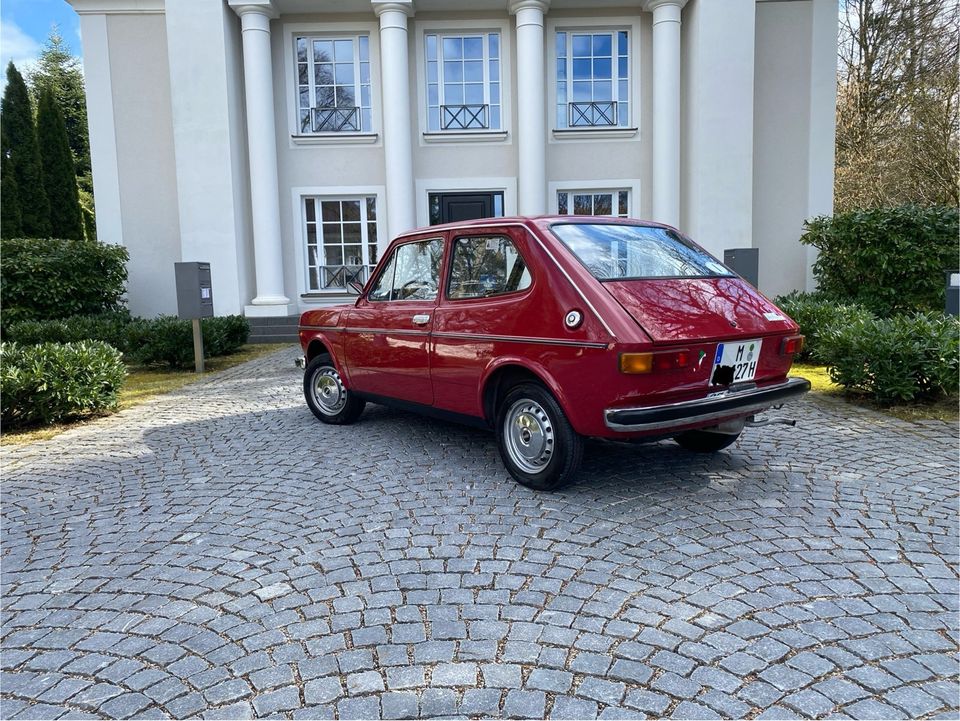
[312,367,346,415]
[503,399,554,473]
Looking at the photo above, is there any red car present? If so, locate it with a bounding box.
[298,216,809,490]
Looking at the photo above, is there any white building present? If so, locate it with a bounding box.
[68,0,837,325]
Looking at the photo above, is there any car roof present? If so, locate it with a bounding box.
[394,215,676,239]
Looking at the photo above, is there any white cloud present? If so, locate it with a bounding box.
[1,19,42,78]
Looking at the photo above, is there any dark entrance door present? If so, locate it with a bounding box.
[429,192,504,225]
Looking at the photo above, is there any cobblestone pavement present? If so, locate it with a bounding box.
[2,347,958,720]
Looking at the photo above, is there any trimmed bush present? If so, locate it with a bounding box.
[6,311,131,348]
[0,237,128,329]
[1,341,126,428]
[124,315,250,368]
[800,205,959,316]
[774,291,875,362]
[817,312,960,404]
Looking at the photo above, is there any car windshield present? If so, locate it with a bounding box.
[551,223,733,280]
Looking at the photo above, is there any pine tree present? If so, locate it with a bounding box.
[37,88,83,240]
[2,62,51,237]
[1,127,23,238]
[28,28,90,180]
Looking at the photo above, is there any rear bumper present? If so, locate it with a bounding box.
[604,376,811,432]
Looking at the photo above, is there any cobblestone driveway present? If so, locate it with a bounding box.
[2,347,957,720]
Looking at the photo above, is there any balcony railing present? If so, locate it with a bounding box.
[441,104,489,130]
[568,101,617,128]
[311,106,360,133]
[318,264,373,290]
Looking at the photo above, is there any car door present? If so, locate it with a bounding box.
[344,236,445,405]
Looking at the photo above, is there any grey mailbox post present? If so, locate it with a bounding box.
[947,271,960,317]
[175,262,213,372]
[723,248,759,287]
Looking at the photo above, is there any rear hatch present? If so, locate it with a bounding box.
[602,276,796,344]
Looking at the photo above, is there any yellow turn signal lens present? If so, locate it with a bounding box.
[619,353,653,374]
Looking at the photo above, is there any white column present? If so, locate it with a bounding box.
[229,0,291,316]
[644,0,686,228]
[510,0,549,215]
[373,1,416,239]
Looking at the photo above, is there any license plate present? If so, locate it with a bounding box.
[713,339,762,383]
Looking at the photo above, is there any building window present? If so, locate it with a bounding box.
[557,189,630,217]
[296,35,372,133]
[556,30,629,128]
[304,197,378,291]
[425,32,501,131]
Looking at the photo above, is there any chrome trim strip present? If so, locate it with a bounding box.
[299,325,341,331]
[433,331,608,349]
[604,377,810,432]
[343,327,429,336]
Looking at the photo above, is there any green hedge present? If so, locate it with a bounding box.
[6,314,250,368]
[800,205,959,316]
[774,292,874,362]
[817,312,960,404]
[1,341,126,428]
[124,315,250,368]
[6,311,131,349]
[0,237,129,329]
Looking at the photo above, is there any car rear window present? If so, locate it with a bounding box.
[551,223,733,280]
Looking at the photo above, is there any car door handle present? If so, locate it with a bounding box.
[412,314,431,326]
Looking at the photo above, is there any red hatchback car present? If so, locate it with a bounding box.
[298,216,809,490]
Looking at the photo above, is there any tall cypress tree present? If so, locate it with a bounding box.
[37,88,83,239]
[1,127,22,238]
[2,63,50,237]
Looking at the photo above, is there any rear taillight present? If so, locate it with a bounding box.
[620,350,691,374]
[780,335,805,355]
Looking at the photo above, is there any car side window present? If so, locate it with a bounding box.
[447,235,532,300]
[367,238,444,302]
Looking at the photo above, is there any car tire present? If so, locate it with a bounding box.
[496,382,583,491]
[673,429,741,452]
[303,354,365,424]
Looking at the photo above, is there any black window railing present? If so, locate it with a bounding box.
[568,101,617,127]
[311,106,361,133]
[318,264,372,290]
[441,104,489,130]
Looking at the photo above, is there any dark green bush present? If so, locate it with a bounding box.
[124,315,250,368]
[1,341,126,428]
[799,205,959,316]
[817,312,960,404]
[6,311,131,348]
[774,291,875,362]
[0,237,129,329]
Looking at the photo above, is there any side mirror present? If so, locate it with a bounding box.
[347,280,364,295]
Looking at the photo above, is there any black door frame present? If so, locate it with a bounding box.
[429,191,504,225]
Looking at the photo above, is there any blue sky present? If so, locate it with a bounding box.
[1,0,82,74]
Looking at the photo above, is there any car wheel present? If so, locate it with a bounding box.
[303,355,365,424]
[674,428,741,452]
[497,382,583,491]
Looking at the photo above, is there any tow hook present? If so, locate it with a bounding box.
[746,414,796,428]
[295,356,306,369]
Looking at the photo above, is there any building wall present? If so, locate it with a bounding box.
[106,13,181,317]
[752,0,814,299]
[75,0,836,318]
[166,0,252,316]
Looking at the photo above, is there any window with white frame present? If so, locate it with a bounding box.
[425,32,501,131]
[295,35,372,133]
[304,197,379,291]
[556,30,629,128]
[557,189,630,217]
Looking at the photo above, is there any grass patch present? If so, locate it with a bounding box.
[1,343,289,447]
[791,363,843,395]
[793,362,958,424]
